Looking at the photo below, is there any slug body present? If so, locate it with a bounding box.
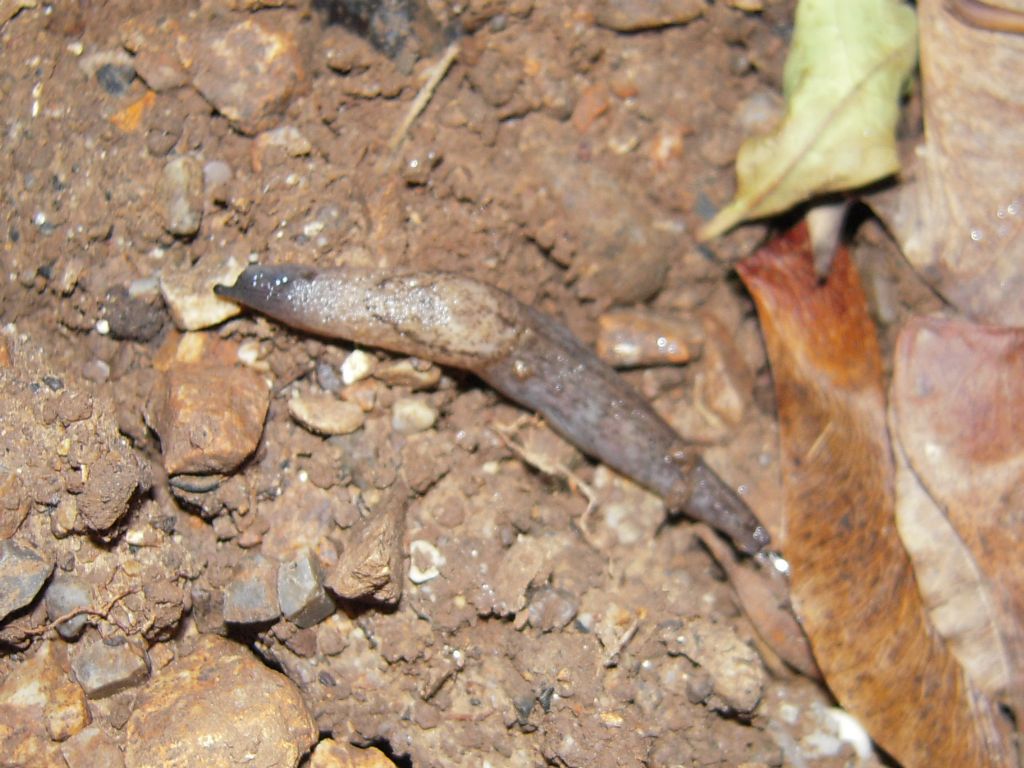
[217,264,769,553]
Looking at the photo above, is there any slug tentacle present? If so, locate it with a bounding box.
[217,264,769,554]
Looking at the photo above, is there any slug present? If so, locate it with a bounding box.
[216,265,770,554]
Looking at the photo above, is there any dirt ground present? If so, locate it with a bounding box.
[0,1,924,766]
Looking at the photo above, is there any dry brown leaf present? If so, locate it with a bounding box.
[893,316,1024,713]
[737,223,1016,768]
[874,0,1024,325]
[694,525,819,680]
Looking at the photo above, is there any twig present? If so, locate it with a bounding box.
[603,616,640,668]
[385,41,460,161]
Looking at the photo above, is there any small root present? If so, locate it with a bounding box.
[24,588,140,638]
[382,41,460,169]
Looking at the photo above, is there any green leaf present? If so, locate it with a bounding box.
[698,0,917,242]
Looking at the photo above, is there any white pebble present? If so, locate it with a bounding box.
[391,397,437,435]
[341,349,375,384]
[203,160,232,188]
[826,707,873,759]
[237,339,263,367]
[95,319,110,335]
[408,540,446,584]
[160,254,246,331]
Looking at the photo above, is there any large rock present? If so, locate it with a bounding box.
[309,739,396,767]
[0,641,91,766]
[124,635,316,768]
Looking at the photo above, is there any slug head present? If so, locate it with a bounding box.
[214,264,331,332]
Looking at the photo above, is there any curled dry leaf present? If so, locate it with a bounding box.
[874,0,1024,325]
[737,223,1016,767]
[892,316,1024,715]
[699,0,917,241]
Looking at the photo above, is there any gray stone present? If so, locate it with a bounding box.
[190,583,227,636]
[277,550,334,629]
[0,540,53,622]
[70,634,150,699]
[223,555,280,624]
[526,586,578,632]
[44,573,92,639]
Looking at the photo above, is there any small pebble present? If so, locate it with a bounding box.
[289,393,365,436]
[375,358,440,389]
[0,541,53,622]
[159,253,246,330]
[310,740,396,767]
[161,156,204,237]
[0,641,90,759]
[400,148,440,186]
[596,308,704,368]
[145,364,270,476]
[277,550,335,629]
[391,397,437,434]
[223,555,280,625]
[255,125,312,157]
[674,616,765,714]
[341,349,376,384]
[408,539,445,584]
[43,574,92,640]
[189,20,307,135]
[70,635,150,699]
[341,379,378,412]
[95,62,135,95]
[315,361,344,392]
[526,586,579,632]
[237,339,263,368]
[593,0,705,31]
[727,0,764,10]
[203,160,233,201]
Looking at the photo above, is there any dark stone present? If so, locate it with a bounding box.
[96,63,136,96]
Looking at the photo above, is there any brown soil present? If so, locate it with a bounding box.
[0,1,921,766]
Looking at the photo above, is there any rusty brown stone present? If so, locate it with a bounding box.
[124,635,316,768]
[145,364,270,476]
[184,19,308,135]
